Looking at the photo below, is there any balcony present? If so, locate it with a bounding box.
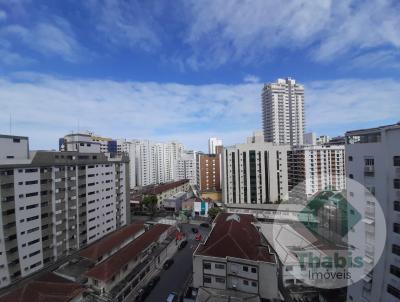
[364,165,375,176]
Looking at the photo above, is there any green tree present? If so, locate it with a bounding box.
[142,195,158,216]
[208,206,222,220]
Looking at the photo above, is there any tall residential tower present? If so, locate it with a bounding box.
[262,78,305,145]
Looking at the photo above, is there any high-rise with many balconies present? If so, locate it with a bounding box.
[0,134,129,288]
[345,123,400,302]
[262,78,305,146]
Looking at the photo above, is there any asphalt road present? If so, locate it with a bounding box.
[143,223,209,302]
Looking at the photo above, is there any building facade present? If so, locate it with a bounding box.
[197,153,221,192]
[0,134,129,288]
[288,145,346,197]
[222,142,289,204]
[345,124,400,302]
[208,137,222,155]
[262,78,305,145]
[193,213,280,301]
[177,150,197,186]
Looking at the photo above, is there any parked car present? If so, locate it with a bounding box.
[166,292,178,302]
[200,222,210,228]
[147,275,161,290]
[191,227,198,233]
[178,240,188,250]
[163,258,174,270]
[195,233,202,241]
[135,288,147,302]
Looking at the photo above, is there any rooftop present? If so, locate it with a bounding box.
[79,222,145,262]
[85,224,171,282]
[195,213,276,263]
[142,179,189,195]
[0,272,84,302]
[346,122,400,135]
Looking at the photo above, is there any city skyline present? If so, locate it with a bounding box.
[0,1,399,151]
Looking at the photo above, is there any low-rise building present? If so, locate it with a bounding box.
[193,213,281,301]
[0,272,85,302]
[84,223,178,301]
[140,179,191,208]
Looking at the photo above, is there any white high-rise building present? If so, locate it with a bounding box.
[135,140,183,187]
[0,134,129,288]
[262,77,305,145]
[222,142,290,204]
[208,137,222,154]
[177,150,197,186]
[246,130,264,144]
[288,145,346,197]
[346,123,400,302]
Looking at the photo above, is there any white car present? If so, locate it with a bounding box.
[166,292,178,302]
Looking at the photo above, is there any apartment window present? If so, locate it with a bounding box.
[26,180,38,185]
[93,279,98,286]
[251,281,257,287]
[29,250,40,257]
[251,267,257,274]
[394,156,400,166]
[365,158,374,166]
[348,156,353,161]
[25,169,38,173]
[390,265,400,278]
[349,174,354,179]
[204,276,211,284]
[395,201,400,212]
[243,280,249,286]
[243,266,248,272]
[26,192,39,197]
[215,277,225,284]
[215,264,225,270]
[393,244,400,256]
[13,138,20,143]
[394,223,400,234]
[27,215,39,222]
[26,204,39,210]
[388,284,400,299]
[28,238,40,246]
[394,179,400,189]
[203,262,211,270]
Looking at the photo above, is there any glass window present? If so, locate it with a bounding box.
[204,276,211,284]
[394,156,400,167]
[243,266,248,272]
[203,262,211,270]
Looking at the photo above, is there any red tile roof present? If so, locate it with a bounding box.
[143,179,189,195]
[85,224,171,282]
[79,222,145,262]
[196,213,276,263]
[0,272,84,302]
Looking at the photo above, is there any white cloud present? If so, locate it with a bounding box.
[348,50,400,70]
[183,0,400,67]
[0,10,7,21]
[305,78,400,134]
[0,73,399,151]
[243,75,260,83]
[84,0,161,52]
[0,16,84,63]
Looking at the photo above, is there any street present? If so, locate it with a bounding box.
[142,223,209,302]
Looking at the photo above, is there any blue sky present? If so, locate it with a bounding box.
[0,0,399,151]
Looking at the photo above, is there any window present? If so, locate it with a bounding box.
[243,266,248,272]
[13,138,20,143]
[390,265,400,278]
[388,284,400,299]
[349,174,354,179]
[393,244,400,256]
[348,156,353,161]
[204,276,211,284]
[93,279,98,286]
[243,280,249,285]
[215,264,225,270]
[286,266,293,271]
[251,281,257,287]
[28,238,40,246]
[365,158,374,166]
[203,262,211,270]
[27,215,39,222]
[394,223,400,234]
[215,277,225,284]
[251,267,257,273]
[394,156,400,167]
[395,201,400,212]
[394,179,400,189]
